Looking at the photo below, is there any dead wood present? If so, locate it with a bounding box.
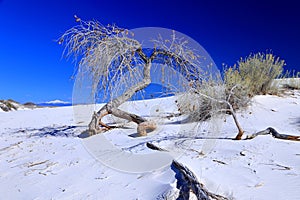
[171,160,228,200]
[245,127,300,141]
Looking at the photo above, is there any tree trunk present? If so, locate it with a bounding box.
[225,103,244,140]
[88,59,157,136]
[232,110,244,140]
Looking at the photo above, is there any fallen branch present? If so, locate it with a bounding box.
[268,127,300,141]
[262,163,291,171]
[171,160,228,200]
[146,142,167,151]
[0,141,23,152]
[245,127,300,141]
[212,159,227,165]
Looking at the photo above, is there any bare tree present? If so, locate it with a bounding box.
[60,18,297,142]
[59,19,205,136]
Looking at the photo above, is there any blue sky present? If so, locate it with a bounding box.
[0,0,299,103]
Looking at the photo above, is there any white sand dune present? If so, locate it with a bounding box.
[0,91,300,199]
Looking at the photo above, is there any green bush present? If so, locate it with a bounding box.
[224,52,285,109]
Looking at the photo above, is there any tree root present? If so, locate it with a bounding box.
[245,127,300,141]
[88,107,157,137]
[88,112,110,136]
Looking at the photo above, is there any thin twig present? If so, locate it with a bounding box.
[27,160,49,168]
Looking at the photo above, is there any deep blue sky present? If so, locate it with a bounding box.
[0,0,299,103]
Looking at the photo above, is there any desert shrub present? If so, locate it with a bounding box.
[223,66,252,110]
[7,99,19,104]
[224,52,285,109]
[0,102,9,112]
[225,52,285,96]
[176,80,226,122]
[6,100,17,110]
[177,52,285,122]
[0,100,17,111]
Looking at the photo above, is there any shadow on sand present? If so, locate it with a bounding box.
[17,125,80,138]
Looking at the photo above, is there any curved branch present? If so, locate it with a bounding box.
[90,60,155,136]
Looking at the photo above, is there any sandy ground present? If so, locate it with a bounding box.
[0,91,300,199]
